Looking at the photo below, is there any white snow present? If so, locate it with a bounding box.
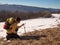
[0,14,60,38]
[52,14,60,18]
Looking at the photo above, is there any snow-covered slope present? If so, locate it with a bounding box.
[0,14,60,38]
[52,14,60,18]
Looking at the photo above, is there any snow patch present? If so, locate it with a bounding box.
[0,14,60,38]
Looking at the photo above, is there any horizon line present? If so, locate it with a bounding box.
[0,3,60,9]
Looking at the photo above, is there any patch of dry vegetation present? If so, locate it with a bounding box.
[0,11,52,22]
[0,25,60,45]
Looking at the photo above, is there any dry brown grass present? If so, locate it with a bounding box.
[0,25,60,45]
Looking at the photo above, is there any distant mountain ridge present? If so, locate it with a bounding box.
[0,4,60,12]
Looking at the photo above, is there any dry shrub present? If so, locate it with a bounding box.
[0,11,52,22]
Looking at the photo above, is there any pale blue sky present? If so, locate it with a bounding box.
[0,0,60,9]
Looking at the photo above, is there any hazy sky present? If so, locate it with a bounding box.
[0,0,60,9]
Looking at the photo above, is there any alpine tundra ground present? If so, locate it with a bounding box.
[0,24,60,45]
